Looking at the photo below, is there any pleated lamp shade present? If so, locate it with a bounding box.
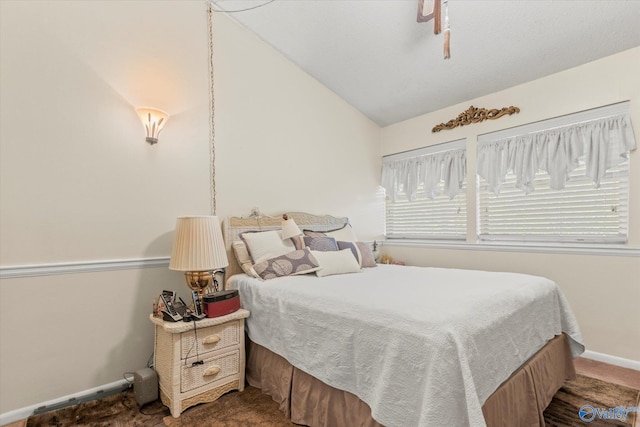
[169,216,229,271]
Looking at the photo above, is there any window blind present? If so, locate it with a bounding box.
[477,102,635,244]
[478,161,629,243]
[386,182,467,240]
[383,140,467,240]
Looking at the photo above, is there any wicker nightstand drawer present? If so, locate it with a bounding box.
[180,349,240,393]
[151,309,250,418]
[180,320,240,359]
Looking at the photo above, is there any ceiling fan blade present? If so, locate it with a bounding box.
[417,0,442,34]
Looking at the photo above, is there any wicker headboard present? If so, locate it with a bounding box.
[222,212,349,279]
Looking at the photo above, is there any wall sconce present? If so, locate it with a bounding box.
[135,107,169,145]
[281,214,303,248]
[281,214,302,239]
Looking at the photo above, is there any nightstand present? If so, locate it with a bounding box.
[150,308,250,417]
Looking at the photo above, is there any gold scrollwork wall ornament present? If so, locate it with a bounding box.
[432,105,521,133]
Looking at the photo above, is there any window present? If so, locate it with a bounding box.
[386,182,467,240]
[382,140,467,240]
[477,102,635,244]
[477,161,629,243]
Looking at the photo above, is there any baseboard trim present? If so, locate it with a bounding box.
[0,257,170,279]
[0,379,129,426]
[582,350,640,371]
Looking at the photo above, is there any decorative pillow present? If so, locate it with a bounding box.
[240,230,295,264]
[337,241,377,268]
[336,241,362,266]
[232,241,259,278]
[291,235,305,250]
[303,236,339,252]
[355,242,377,268]
[303,224,358,242]
[253,248,320,280]
[311,249,361,277]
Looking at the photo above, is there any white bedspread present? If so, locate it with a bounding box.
[228,265,584,427]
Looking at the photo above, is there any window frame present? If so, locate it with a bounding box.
[476,160,631,244]
[380,102,637,254]
[475,101,634,246]
[383,139,468,242]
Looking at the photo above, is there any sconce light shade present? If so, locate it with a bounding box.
[135,107,169,145]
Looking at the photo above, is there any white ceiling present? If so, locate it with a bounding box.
[213,0,640,127]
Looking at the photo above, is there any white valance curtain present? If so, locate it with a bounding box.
[381,148,466,202]
[477,113,636,194]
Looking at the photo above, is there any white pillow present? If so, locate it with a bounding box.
[325,224,358,242]
[240,230,295,264]
[311,249,361,277]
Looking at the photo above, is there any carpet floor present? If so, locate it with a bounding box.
[26,375,640,427]
[543,375,639,427]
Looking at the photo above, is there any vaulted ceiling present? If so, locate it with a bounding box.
[213,0,640,127]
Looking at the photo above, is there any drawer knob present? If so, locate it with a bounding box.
[203,366,220,377]
[204,335,220,344]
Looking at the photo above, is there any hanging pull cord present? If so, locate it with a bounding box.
[443,0,451,59]
[207,4,217,216]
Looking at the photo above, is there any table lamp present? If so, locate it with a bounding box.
[169,216,229,311]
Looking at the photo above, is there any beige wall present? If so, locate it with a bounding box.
[0,1,212,265]
[212,10,384,234]
[2,0,635,418]
[381,47,640,361]
[0,0,382,415]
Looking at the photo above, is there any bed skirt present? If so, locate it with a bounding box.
[245,334,575,427]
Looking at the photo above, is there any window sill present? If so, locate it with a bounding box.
[382,239,640,257]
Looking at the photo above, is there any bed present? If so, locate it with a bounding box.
[222,213,584,427]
